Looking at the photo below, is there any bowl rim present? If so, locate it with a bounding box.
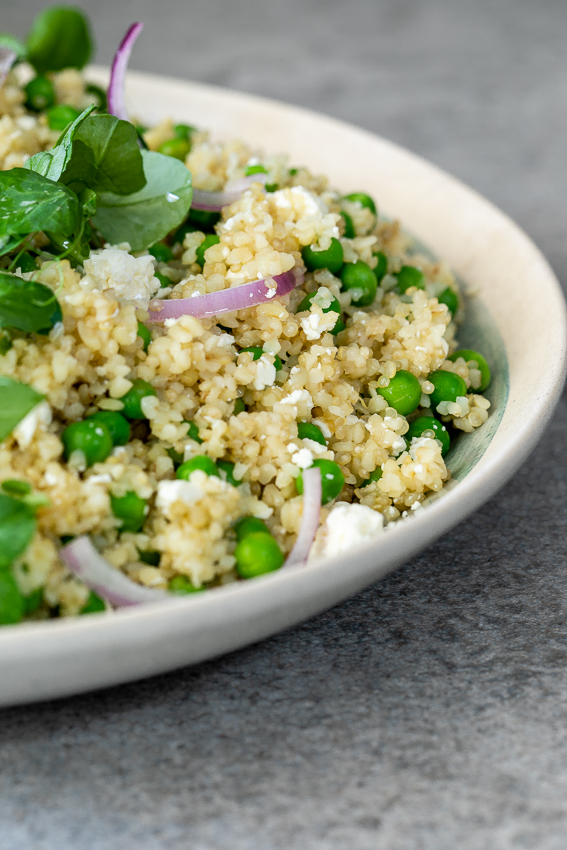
[0,68,565,704]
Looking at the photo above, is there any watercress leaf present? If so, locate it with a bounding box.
[0,493,36,570]
[26,7,93,74]
[0,169,81,240]
[0,272,62,334]
[74,114,146,195]
[0,34,27,62]
[26,104,96,183]
[0,235,23,259]
[93,150,193,251]
[0,376,44,444]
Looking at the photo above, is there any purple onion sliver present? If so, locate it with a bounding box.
[107,22,144,121]
[60,535,168,608]
[147,268,301,322]
[191,175,269,211]
[0,47,16,87]
[284,466,322,568]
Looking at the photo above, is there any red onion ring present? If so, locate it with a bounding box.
[147,267,301,322]
[60,535,168,608]
[192,174,269,212]
[0,47,16,87]
[107,22,143,121]
[284,466,322,567]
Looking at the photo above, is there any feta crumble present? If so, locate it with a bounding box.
[84,247,160,303]
[311,502,384,559]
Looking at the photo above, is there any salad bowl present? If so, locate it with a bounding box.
[0,67,564,707]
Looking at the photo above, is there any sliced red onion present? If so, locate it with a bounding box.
[107,22,144,121]
[284,466,322,568]
[147,267,301,322]
[60,535,168,608]
[191,173,268,212]
[0,47,16,87]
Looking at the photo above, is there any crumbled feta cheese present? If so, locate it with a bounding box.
[391,437,407,455]
[290,366,301,375]
[84,248,160,303]
[252,354,277,390]
[87,474,112,484]
[156,479,206,513]
[12,401,52,448]
[280,389,312,407]
[300,308,337,341]
[287,443,299,453]
[217,333,235,346]
[291,448,314,469]
[303,438,327,455]
[409,436,437,460]
[312,418,332,439]
[311,502,384,559]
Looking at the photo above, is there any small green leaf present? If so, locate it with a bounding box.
[0,376,44,443]
[0,273,62,334]
[0,169,81,241]
[26,7,93,74]
[0,494,36,571]
[74,114,146,195]
[26,104,96,184]
[93,150,193,251]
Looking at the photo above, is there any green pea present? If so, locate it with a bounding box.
[139,550,160,566]
[438,287,459,316]
[176,455,219,480]
[289,168,298,176]
[196,234,221,268]
[233,398,246,415]
[119,379,157,420]
[233,516,269,542]
[373,251,388,284]
[23,587,43,615]
[86,411,130,446]
[340,261,377,307]
[81,591,105,614]
[344,192,377,215]
[360,467,383,487]
[186,420,203,443]
[341,211,356,238]
[377,370,421,416]
[297,422,326,446]
[302,237,344,274]
[158,138,190,160]
[296,458,344,505]
[26,6,93,73]
[265,183,279,193]
[149,242,174,263]
[169,575,204,594]
[15,252,37,273]
[188,209,221,231]
[245,164,268,176]
[137,321,152,353]
[24,74,55,112]
[46,103,81,130]
[428,370,468,413]
[240,346,282,371]
[395,265,426,294]
[235,532,284,578]
[0,572,24,625]
[448,349,491,392]
[296,291,343,334]
[174,123,196,140]
[406,415,451,456]
[110,491,147,533]
[62,419,113,466]
[217,459,238,487]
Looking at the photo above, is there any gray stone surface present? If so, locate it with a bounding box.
[1,0,567,847]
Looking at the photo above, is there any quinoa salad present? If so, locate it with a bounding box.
[0,9,492,624]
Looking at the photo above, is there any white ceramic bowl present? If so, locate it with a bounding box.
[0,69,565,707]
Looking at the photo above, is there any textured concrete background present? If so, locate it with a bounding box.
[1,1,567,847]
